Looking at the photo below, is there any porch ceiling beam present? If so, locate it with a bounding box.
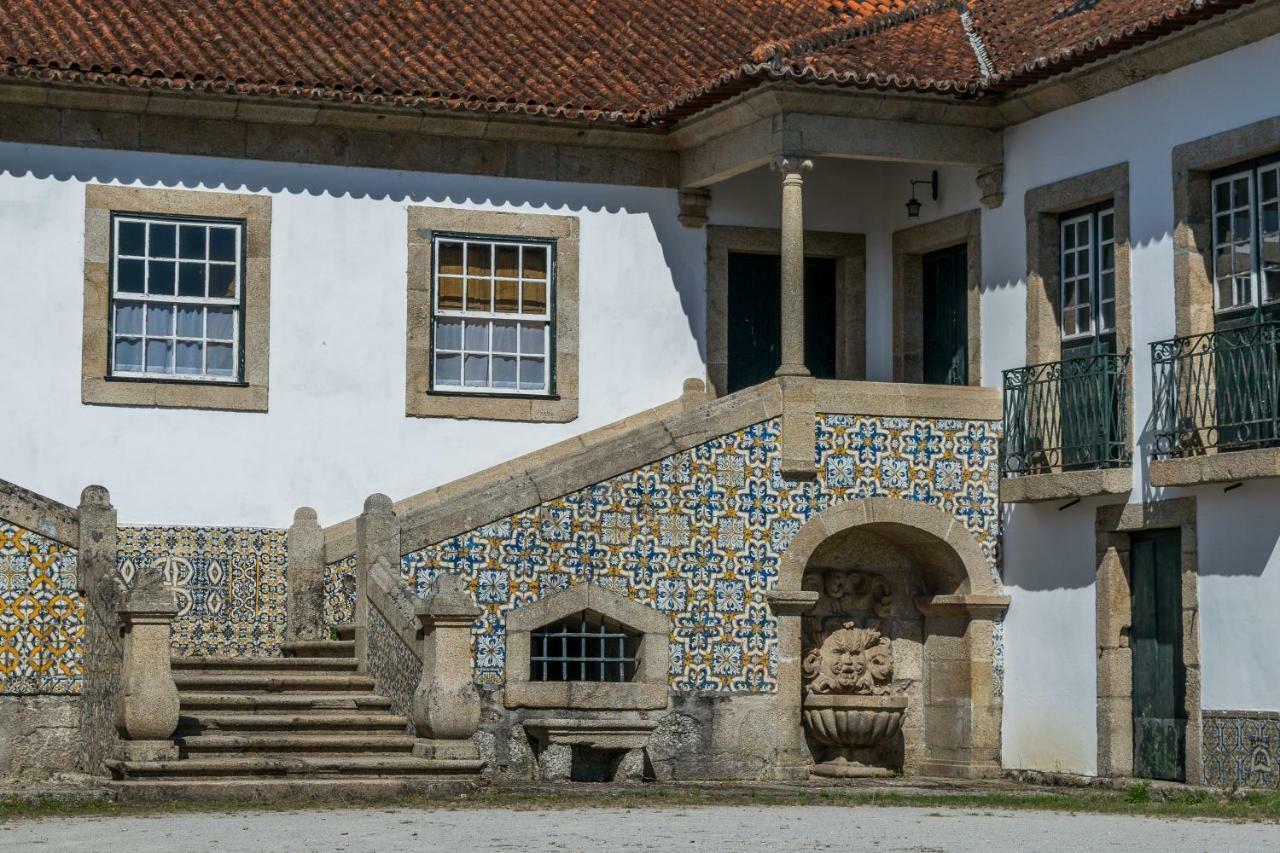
[679,111,1002,189]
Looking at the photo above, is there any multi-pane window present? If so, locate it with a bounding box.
[1212,162,1280,314]
[111,215,243,381]
[431,237,552,394]
[1060,207,1116,341]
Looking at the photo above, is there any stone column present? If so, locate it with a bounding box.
[411,573,482,761]
[765,588,819,780]
[115,571,180,762]
[76,485,123,775]
[286,506,326,642]
[355,494,400,673]
[773,155,814,378]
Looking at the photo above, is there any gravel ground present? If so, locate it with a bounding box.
[3,805,1278,852]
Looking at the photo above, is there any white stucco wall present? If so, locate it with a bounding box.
[0,143,707,527]
[988,32,1280,775]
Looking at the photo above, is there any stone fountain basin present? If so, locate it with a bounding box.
[802,693,908,748]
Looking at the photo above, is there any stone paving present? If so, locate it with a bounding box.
[3,804,1278,852]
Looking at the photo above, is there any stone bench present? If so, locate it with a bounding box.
[523,718,658,783]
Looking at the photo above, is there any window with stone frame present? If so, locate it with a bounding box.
[431,236,553,395]
[529,611,641,683]
[110,214,245,382]
[1210,158,1280,317]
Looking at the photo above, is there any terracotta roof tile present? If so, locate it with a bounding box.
[0,0,1260,127]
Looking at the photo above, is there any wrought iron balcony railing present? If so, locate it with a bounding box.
[1151,321,1280,458]
[1001,351,1131,476]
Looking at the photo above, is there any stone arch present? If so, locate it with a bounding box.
[766,496,1008,780]
[778,497,998,597]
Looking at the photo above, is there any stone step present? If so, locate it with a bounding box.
[282,640,356,658]
[108,776,483,802]
[177,733,417,753]
[171,656,359,672]
[178,712,409,734]
[106,754,482,779]
[178,693,393,712]
[172,673,376,693]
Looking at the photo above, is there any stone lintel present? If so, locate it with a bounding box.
[1150,447,1280,487]
[1000,468,1133,503]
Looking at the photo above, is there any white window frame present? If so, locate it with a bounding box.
[430,236,554,396]
[109,214,244,383]
[1059,206,1116,343]
[1211,169,1258,314]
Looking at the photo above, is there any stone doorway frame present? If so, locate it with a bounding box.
[890,209,983,386]
[705,225,866,397]
[1095,498,1202,783]
[767,497,1008,779]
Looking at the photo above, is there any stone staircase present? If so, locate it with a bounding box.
[106,629,484,799]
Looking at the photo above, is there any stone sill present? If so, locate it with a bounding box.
[1000,467,1132,503]
[1150,447,1280,487]
[503,681,668,711]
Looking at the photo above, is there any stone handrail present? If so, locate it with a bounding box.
[0,477,78,546]
[367,555,424,664]
[322,377,1001,563]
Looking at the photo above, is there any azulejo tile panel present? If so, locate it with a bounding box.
[1202,711,1280,788]
[117,526,287,657]
[325,555,357,626]
[401,414,1001,692]
[0,522,82,695]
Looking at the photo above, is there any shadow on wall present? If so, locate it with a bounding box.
[0,142,707,362]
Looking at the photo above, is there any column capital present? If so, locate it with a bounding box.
[771,155,814,176]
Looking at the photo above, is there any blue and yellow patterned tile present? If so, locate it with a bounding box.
[0,522,82,695]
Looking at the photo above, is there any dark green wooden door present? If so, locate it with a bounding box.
[1130,529,1185,782]
[726,253,836,393]
[922,245,967,385]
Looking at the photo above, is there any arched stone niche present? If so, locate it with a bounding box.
[767,498,1008,779]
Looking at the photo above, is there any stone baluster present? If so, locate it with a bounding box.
[286,506,326,641]
[411,573,482,760]
[355,493,400,672]
[114,570,180,761]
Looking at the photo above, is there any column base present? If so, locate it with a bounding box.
[775,363,811,378]
[413,738,479,761]
[115,740,179,762]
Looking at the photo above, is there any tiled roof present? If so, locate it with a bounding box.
[0,0,1259,127]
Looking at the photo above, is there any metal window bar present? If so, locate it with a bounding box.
[1001,350,1131,476]
[1151,321,1280,458]
[530,612,638,683]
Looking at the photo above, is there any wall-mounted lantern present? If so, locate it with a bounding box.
[906,170,939,218]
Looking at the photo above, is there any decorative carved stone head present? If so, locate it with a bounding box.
[803,621,895,696]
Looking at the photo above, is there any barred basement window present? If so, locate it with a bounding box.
[110,214,244,381]
[431,236,553,394]
[530,611,640,683]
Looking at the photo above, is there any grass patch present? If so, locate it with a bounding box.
[3,784,1280,824]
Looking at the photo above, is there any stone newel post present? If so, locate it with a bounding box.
[774,155,814,378]
[411,573,482,761]
[355,494,400,672]
[115,570,180,761]
[286,506,326,642]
